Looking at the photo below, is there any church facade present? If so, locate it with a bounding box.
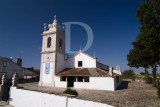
[39,16,122,91]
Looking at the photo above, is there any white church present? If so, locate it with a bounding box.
[39,16,122,91]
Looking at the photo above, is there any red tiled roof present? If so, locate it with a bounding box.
[113,73,121,76]
[56,68,120,77]
[96,61,109,67]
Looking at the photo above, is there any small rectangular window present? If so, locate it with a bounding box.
[3,61,7,67]
[84,76,89,82]
[78,76,83,82]
[74,77,76,82]
[78,61,82,67]
[60,76,66,81]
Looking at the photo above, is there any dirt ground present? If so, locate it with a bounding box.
[18,79,160,107]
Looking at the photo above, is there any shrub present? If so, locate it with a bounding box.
[18,81,24,84]
[158,86,160,98]
[63,88,78,96]
[50,91,54,94]
[122,69,135,79]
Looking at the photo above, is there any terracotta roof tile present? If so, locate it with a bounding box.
[56,68,112,77]
[96,61,109,67]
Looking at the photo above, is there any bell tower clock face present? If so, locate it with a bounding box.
[46,54,51,61]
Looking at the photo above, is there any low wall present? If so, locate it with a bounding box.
[9,87,112,107]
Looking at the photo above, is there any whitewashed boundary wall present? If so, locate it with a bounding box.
[9,87,113,107]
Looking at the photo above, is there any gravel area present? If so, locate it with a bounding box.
[18,80,160,107]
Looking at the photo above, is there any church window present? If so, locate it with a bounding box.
[84,76,89,82]
[78,61,82,67]
[59,39,62,49]
[47,37,51,48]
[61,76,66,81]
[78,76,83,82]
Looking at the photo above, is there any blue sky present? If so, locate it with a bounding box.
[0,0,148,72]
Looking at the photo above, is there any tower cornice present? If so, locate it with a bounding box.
[41,31,65,38]
[41,50,65,55]
[41,31,56,36]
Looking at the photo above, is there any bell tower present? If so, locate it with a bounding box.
[39,15,65,87]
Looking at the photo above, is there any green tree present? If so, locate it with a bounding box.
[135,0,160,87]
[127,41,150,83]
[128,0,160,86]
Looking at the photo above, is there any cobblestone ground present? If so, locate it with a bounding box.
[18,80,160,107]
[76,80,160,107]
[0,101,13,107]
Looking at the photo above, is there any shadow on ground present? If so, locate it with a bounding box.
[116,80,131,90]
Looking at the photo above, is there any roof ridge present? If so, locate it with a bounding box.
[66,51,95,60]
[96,61,109,67]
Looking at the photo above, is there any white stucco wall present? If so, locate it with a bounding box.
[67,98,112,107]
[66,52,96,68]
[55,76,115,91]
[56,53,65,74]
[55,32,65,54]
[55,76,67,88]
[74,77,115,91]
[40,52,56,86]
[9,87,113,107]
[42,63,53,83]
